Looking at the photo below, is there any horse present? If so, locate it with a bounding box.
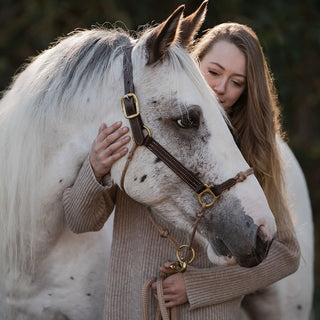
[0,2,308,319]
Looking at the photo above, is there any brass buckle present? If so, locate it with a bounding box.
[121,93,140,119]
[197,184,220,207]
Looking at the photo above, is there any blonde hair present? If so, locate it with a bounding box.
[193,23,295,239]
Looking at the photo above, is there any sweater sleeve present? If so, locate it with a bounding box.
[183,230,300,310]
[62,156,117,233]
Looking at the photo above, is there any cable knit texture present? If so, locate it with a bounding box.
[63,157,300,320]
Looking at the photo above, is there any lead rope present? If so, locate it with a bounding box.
[141,266,177,320]
[142,204,206,320]
[120,142,138,190]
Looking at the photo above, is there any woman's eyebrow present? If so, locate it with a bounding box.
[208,61,225,70]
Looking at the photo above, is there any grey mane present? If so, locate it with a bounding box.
[31,29,132,108]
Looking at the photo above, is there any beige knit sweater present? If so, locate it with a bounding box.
[63,157,300,320]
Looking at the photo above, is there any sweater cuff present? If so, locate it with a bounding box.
[84,156,113,190]
[63,156,115,233]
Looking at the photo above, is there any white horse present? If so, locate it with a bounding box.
[239,138,314,320]
[0,3,311,320]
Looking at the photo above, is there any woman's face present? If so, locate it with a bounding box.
[199,40,247,110]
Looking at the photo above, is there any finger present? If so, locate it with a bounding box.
[162,287,173,295]
[97,121,123,143]
[100,147,129,170]
[163,293,175,302]
[90,146,129,181]
[165,300,178,308]
[98,123,107,135]
[101,135,131,158]
[93,126,129,156]
[163,293,179,307]
[161,275,177,287]
[100,126,130,150]
[159,266,176,275]
[164,294,187,308]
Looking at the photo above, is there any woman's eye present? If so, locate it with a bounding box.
[232,80,245,87]
[232,80,243,87]
[209,70,218,76]
[232,81,240,87]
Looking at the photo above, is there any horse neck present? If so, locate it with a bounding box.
[0,42,128,276]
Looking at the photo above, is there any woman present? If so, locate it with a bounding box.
[153,22,301,317]
[63,23,300,319]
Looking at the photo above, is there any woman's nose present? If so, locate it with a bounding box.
[213,79,226,94]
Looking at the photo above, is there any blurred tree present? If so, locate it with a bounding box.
[0,0,128,91]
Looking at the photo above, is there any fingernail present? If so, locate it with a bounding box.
[116,121,122,126]
[122,126,129,132]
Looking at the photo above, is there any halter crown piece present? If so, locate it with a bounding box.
[120,46,254,272]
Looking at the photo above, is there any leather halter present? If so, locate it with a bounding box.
[121,46,254,209]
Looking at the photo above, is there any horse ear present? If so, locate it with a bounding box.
[179,1,208,50]
[146,5,185,65]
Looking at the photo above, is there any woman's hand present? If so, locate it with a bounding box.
[89,121,131,182]
[152,266,188,308]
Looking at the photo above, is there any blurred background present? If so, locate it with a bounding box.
[0,0,319,317]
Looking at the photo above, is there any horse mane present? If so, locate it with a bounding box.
[0,27,133,274]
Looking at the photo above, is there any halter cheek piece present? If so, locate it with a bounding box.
[120,46,253,272]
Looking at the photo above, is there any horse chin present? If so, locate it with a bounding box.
[206,244,237,266]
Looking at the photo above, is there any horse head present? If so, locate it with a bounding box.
[110,2,277,267]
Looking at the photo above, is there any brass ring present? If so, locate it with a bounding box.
[132,125,152,143]
[196,184,219,208]
[176,245,195,265]
[143,125,151,137]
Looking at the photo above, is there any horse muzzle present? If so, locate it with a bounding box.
[207,216,274,268]
[226,226,273,268]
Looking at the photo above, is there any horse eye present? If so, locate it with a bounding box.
[176,119,192,128]
[176,109,200,129]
